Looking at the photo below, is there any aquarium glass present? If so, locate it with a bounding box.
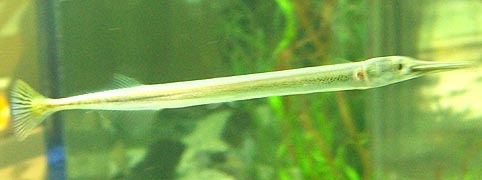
[1,0,481,180]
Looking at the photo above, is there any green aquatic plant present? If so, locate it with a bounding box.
[208,1,478,180]
[272,0,369,179]
[273,0,296,59]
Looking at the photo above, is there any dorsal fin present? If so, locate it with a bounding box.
[112,74,143,88]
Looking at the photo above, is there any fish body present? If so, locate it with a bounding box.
[52,61,365,111]
[9,56,472,140]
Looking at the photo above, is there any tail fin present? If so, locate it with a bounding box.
[9,80,53,140]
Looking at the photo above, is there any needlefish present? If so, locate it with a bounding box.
[10,56,472,140]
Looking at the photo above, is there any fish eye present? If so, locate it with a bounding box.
[397,63,404,70]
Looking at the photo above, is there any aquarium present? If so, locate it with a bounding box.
[1,0,481,180]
